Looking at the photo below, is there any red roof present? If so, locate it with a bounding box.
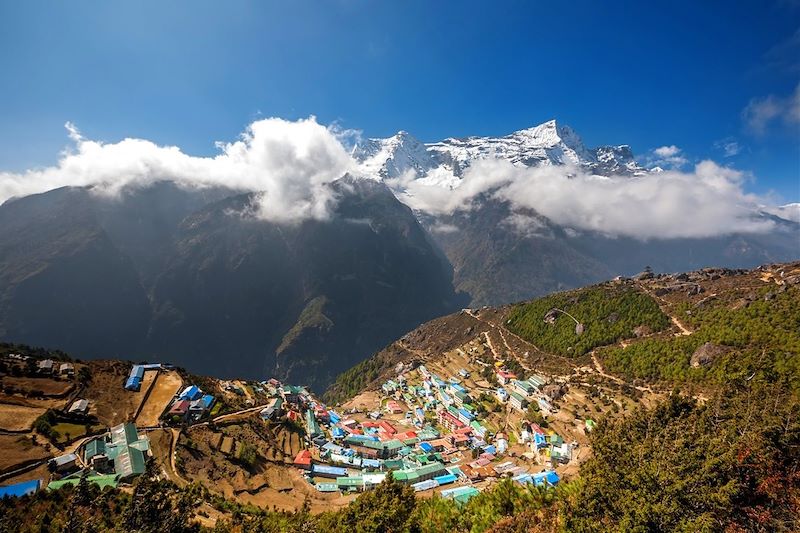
[455,426,473,435]
[294,450,312,466]
[169,400,189,414]
[394,430,417,440]
[377,421,396,435]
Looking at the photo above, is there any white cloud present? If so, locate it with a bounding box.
[653,145,680,158]
[763,203,800,223]
[0,117,355,223]
[649,145,688,169]
[396,158,776,240]
[713,138,742,158]
[743,82,800,135]
[0,117,787,241]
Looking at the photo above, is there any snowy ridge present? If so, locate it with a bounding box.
[352,119,648,189]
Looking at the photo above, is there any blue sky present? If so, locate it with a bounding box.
[0,0,798,200]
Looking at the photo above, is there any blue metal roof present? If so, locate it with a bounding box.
[312,464,348,477]
[200,394,215,409]
[0,479,40,498]
[434,474,457,485]
[130,365,145,379]
[179,385,202,400]
[125,377,141,390]
[419,442,433,453]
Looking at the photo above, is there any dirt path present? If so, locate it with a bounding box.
[167,428,188,486]
[211,403,270,424]
[636,283,694,337]
[396,340,428,359]
[464,309,534,372]
[590,351,624,385]
[670,315,692,336]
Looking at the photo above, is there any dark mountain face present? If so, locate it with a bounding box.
[0,179,464,391]
[425,197,800,306]
[426,197,613,305]
[0,187,151,356]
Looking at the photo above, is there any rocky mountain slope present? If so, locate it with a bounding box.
[326,261,800,402]
[0,179,464,390]
[352,120,800,305]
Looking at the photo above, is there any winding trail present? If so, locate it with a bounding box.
[636,283,695,337]
[464,309,535,373]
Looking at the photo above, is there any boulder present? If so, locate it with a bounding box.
[690,342,727,368]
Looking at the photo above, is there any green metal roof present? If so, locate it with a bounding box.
[336,476,364,487]
[383,459,404,470]
[509,391,527,404]
[415,462,446,476]
[84,438,105,462]
[113,446,146,479]
[391,471,409,482]
[453,487,480,505]
[48,474,119,491]
[110,423,139,446]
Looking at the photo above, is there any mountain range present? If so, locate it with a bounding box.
[0,120,797,388]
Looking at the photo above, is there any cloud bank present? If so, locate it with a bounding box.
[393,159,778,240]
[0,117,354,223]
[0,117,789,239]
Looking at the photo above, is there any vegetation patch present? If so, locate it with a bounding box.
[506,284,670,357]
[600,286,800,391]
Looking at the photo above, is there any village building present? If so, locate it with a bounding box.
[259,397,284,420]
[496,370,517,385]
[168,399,190,419]
[106,422,149,480]
[385,400,404,414]
[58,362,74,377]
[0,479,41,498]
[49,453,78,473]
[37,359,54,374]
[125,365,145,391]
[305,409,323,438]
[511,379,536,397]
[67,398,89,415]
[293,449,312,470]
[495,387,509,402]
[437,408,465,432]
[179,385,202,401]
[312,464,347,479]
[509,391,529,411]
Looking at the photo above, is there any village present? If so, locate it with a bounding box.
[0,328,595,509]
[276,339,586,504]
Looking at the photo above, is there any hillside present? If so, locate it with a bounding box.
[0,179,464,391]
[0,262,797,531]
[327,262,800,401]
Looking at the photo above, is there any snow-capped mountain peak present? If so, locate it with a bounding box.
[352,130,435,180]
[353,120,648,187]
